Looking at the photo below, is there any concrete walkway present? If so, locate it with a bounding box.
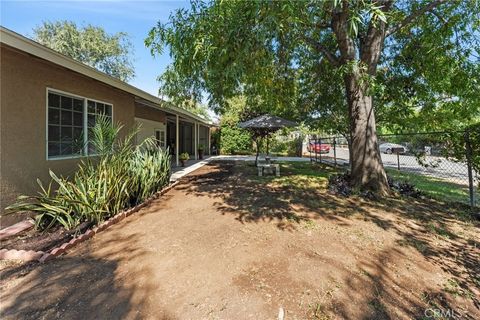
[210,155,310,162]
[170,157,213,181]
[170,155,310,181]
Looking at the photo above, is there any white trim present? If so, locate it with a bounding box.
[86,97,113,107]
[83,95,88,156]
[175,114,179,166]
[208,126,211,156]
[154,128,166,149]
[194,122,198,160]
[45,87,49,161]
[2,26,212,126]
[46,87,114,160]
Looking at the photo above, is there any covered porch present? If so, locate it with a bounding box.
[166,113,212,167]
[169,155,213,181]
[134,98,213,168]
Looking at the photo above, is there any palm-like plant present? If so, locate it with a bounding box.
[5,117,171,230]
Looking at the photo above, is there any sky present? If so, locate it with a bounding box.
[1,0,190,96]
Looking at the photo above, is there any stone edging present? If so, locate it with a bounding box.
[0,220,35,241]
[0,181,179,264]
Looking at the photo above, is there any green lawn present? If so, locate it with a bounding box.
[249,161,333,190]
[385,168,476,205]
[247,160,477,206]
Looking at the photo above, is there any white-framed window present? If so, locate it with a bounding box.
[155,129,166,148]
[87,99,113,154]
[47,89,113,159]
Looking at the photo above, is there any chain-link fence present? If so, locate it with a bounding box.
[306,131,479,207]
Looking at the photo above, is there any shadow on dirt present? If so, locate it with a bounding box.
[0,233,177,320]
[179,161,480,317]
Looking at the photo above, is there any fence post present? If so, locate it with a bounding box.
[465,130,476,208]
[319,138,322,163]
[397,151,400,171]
[333,137,337,167]
[309,138,312,162]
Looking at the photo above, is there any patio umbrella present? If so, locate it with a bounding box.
[238,114,297,130]
[238,114,297,164]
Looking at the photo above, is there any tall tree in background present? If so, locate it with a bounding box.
[146,0,480,194]
[34,21,135,81]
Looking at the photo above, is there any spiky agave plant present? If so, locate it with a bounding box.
[5,116,172,231]
[128,140,171,204]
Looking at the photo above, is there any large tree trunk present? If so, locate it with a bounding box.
[345,73,389,195]
[330,0,391,195]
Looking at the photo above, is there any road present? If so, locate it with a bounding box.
[307,146,476,186]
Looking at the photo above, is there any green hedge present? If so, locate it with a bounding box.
[219,125,253,154]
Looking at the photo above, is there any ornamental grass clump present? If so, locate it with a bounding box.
[6,116,171,231]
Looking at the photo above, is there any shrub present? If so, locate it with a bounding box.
[5,117,171,231]
[179,152,190,160]
[220,125,252,154]
[270,136,303,156]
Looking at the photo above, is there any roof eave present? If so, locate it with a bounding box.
[0,26,212,126]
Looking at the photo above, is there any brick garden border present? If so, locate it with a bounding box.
[0,181,179,264]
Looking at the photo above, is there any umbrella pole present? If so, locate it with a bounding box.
[255,137,260,166]
[266,136,269,157]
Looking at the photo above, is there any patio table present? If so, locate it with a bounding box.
[257,163,280,177]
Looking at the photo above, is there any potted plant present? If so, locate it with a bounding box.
[179,152,189,167]
[198,144,205,159]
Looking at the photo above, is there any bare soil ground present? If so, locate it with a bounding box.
[1,222,93,252]
[1,161,479,319]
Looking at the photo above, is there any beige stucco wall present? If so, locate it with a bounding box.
[135,117,167,148]
[0,45,136,227]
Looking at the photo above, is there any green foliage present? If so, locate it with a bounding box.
[5,118,171,230]
[442,123,480,176]
[270,131,304,157]
[467,123,480,175]
[219,97,253,154]
[210,128,221,150]
[377,1,480,132]
[386,168,474,205]
[220,126,252,154]
[146,0,480,133]
[34,20,135,81]
[146,0,479,191]
[179,152,190,160]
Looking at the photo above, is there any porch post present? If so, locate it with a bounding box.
[175,115,179,166]
[208,126,211,155]
[194,122,198,160]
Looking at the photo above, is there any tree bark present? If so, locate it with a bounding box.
[331,0,390,195]
[345,72,389,195]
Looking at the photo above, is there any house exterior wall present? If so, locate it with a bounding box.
[135,106,168,150]
[0,45,135,226]
[135,104,166,123]
[135,117,167,148]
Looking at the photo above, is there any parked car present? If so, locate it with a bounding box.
[379,143,407,154]
[307,142,331,154]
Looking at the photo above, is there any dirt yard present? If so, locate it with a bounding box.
[1,161,479,319]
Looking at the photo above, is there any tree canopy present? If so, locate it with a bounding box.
[34,20,135,81]
[146,0,480,193]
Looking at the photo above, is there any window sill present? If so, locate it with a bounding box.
[47,154,85,161]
